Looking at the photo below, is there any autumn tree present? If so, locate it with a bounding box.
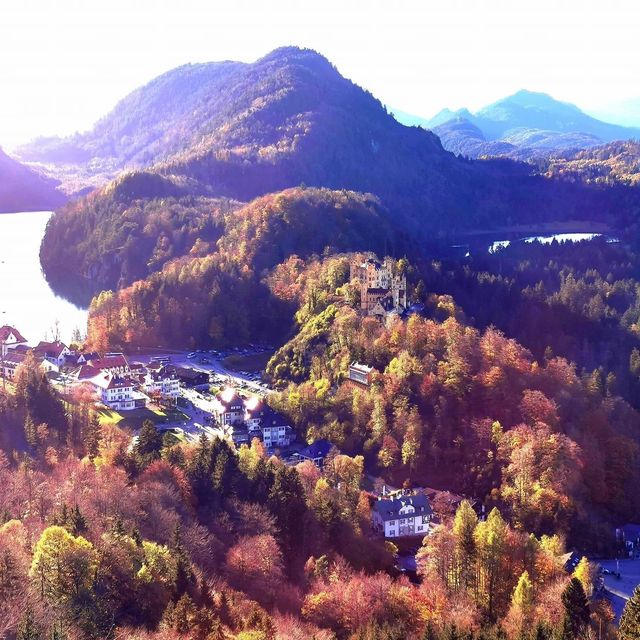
[30,525,98,605]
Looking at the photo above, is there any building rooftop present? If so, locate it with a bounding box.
[0,326,27,344]
[2,350,26,365]
[89,354,129,371]
[373,494,433,522]
[34,341,68,359]
[91,373,135,390]
[298,439,333,461]
[350,362,373,374]
[215,387,243,408]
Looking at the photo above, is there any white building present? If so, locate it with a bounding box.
[0,326,27,357]
[143,368,180,402]
[91,373,147,411]
[34,341,72,368]
[348,362,374,387]
[244,396,295,448]
[212,388,245,426]
[372,493,433,538]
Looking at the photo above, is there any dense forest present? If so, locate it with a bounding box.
[1,344,636,639]
[263,254,640,546]
[545,141,640,186]
[83,188,395,348]
[40,172,239,301]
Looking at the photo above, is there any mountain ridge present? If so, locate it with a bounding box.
[0,147,66,212]
[424,90,640,159]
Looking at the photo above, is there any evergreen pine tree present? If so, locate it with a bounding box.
[24,416,38,448]
[83,412,102,460]
[170,521,193,596]
[560,578,590,639]
[69,504,87,535]
[135,420,163,463]
[533,621,551,640]
[422,621,438,640]
[620,585,640,640]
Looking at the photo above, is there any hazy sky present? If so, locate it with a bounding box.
[1,0,640,149]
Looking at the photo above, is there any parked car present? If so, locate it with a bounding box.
[187,352,196,359]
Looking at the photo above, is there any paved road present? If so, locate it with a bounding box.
[599,559,640,620]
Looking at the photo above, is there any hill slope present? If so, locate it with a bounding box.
[17,60,246,170]
[38,48,640,314]
[0,148,65,212]
[545,140,640,185]
[427,90,640,159]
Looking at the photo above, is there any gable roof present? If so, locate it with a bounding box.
[91,373,134,390]
[89,354,129,370]
[2,350,26,366]
[215,388,243,409]
[298,439,333,460]
[373,494,433,522]
[0,325,27,344]
[34,341,68,359]
[261,406,290,428]
[75,364,101,380]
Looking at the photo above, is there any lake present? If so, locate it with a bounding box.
[489,232,614,253]
[0,211,88,345]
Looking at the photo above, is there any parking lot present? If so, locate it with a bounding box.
[130,346,274,395]
[128,346,276,438]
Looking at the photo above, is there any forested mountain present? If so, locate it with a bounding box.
[82,188,395,349]
[39,48,640,303]
[426,90,640,159]
[16,60,246,169]
[545,140,640,185]
[0,147,65,212]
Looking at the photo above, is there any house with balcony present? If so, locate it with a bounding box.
[244,397,294,448]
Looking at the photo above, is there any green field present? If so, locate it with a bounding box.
[97,405,189,431]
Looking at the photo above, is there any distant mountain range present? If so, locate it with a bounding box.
[393,90,640,160]
[0,148,65,212]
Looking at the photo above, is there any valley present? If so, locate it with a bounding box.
[3,29,640,640]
